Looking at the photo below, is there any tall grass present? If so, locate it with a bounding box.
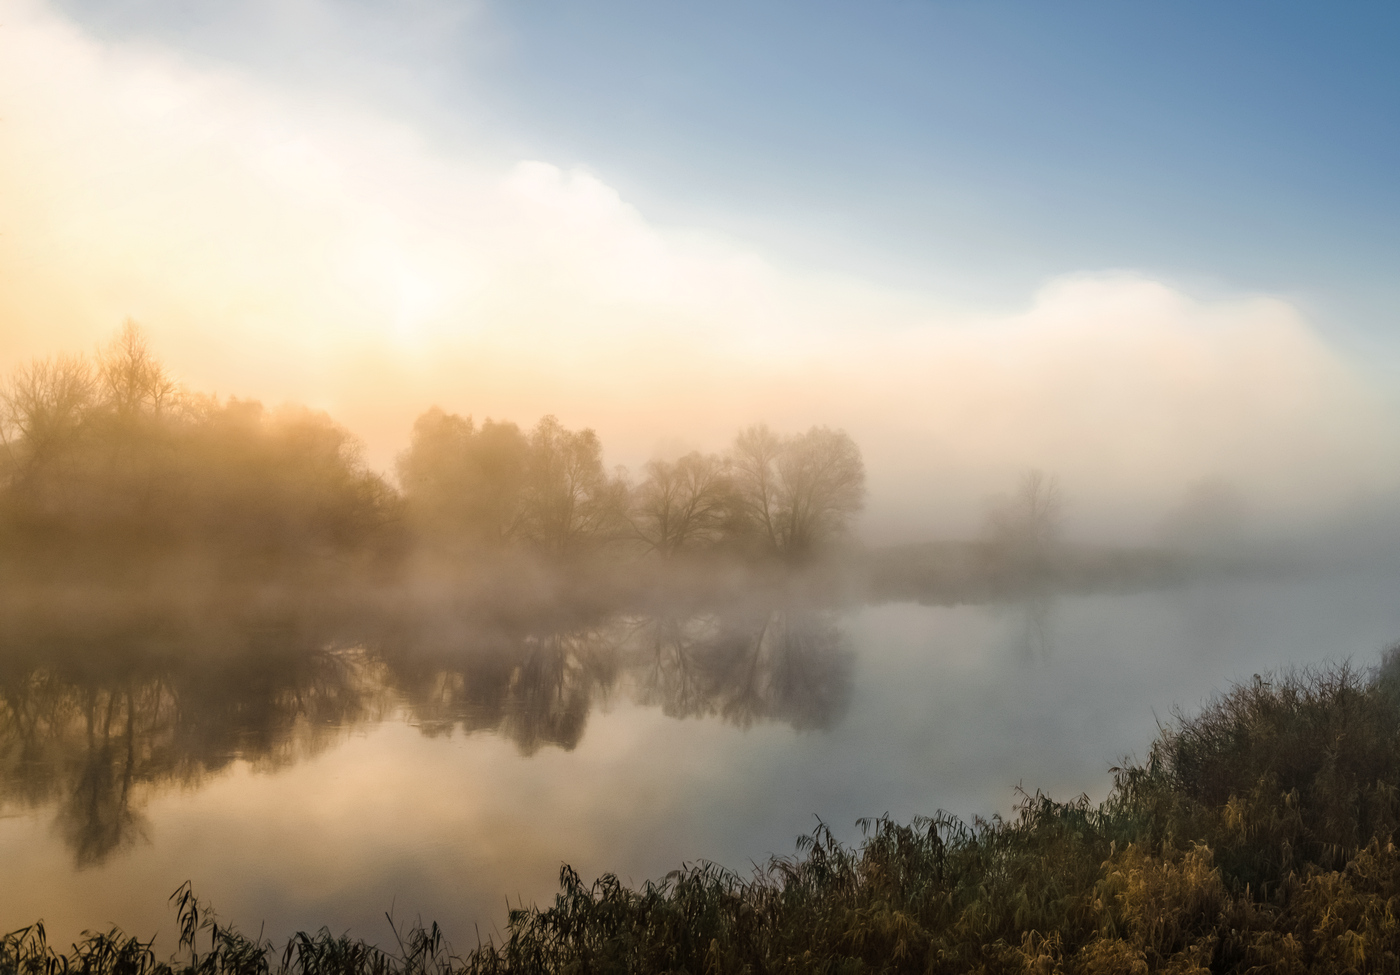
[11,659,1400,973]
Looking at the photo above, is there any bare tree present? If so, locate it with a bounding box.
[984,469,1063,566]
[776,426,866,555]
[518,415,628,554]
[0,354,96,481]
[730,425,785,549]
[730,424,865,558]
[630,451,736,557]
[97,321,175,418]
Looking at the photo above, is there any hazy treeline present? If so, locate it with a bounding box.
[0,326,865,580]
[0,591,850,866]
[398,404,864,561]
[0,325,397,571]
[862,469,1247,605]
[12,659,1400,972]
[2,325,1236,606]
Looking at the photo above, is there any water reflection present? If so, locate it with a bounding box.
[378,605,852,748]
[0,593,853,865]
[0,633,389,866]
[1004,594,1056,664]
[629,611,852,730]
[391,628,622,755]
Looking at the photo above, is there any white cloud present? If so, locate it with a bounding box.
[1,0,1395,540]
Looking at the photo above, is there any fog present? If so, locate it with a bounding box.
[4,0,1400,553]
[8,0,1400,954]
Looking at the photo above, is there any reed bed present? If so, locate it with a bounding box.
[10,658,1400,974]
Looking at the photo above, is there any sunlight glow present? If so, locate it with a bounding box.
[1,0,1396,541]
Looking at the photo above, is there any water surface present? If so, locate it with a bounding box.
[3,570,1398,949]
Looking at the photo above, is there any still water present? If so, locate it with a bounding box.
[3,570,1399,949]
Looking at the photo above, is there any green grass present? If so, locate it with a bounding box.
[11,658,1400,973]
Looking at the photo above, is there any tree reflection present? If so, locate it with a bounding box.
[389,627,621,755]
[0,598,392,867]
[0,594,855,865]
[627,607,853,731]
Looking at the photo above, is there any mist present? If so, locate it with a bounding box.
[4,0,1400,555]
[8,0,1400,963]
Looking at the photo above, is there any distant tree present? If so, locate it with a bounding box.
[0,354,96,482]
[730,424,865,559]
[248,404,400,554]
[398,410,628,556]
[397,407,529,546]
[630,451,736,557]
[983,469,1063,570]
[0,326,398,563]
[518,415,628,555]
[96,321,176,419]
[730,425,785,549]
[775,427,866,555]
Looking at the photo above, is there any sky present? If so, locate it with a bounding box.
[3,0,1399,540]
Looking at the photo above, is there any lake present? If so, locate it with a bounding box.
[3,568,1399,951]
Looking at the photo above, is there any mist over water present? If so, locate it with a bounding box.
[3,293,1400,953]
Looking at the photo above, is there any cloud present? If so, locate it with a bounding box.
[1,0,1395,540]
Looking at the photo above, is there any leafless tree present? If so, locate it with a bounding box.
[0,354,96,484]
[518,415,628,554]
[630,451,736,557]
[984,469,1063,565]
[730,424,865,558]
[96,321,176,419]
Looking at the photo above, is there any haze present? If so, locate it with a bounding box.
[11,1,1400,957]
[5,0,1400,546]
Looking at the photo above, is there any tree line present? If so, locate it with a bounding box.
[399,405,864,560]
[0,324,394,566]
[0,325,864,569]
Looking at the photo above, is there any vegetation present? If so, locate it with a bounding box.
[10,325,1378,972]
[2,325,1237,607]
[0,323,400,576]
[10,659,1400,973]
[0,327,866,582]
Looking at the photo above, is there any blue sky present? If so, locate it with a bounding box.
[51,0,1400,341]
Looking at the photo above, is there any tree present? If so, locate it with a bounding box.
[398,410,627,555]
[983,469,1063,570]
[518,415,628,554]
[730,424,865,559]
[397,407,529,545]
[0,354,96,478]
[0,326,398,562]
[630,451,736,557]
[96,321,176,420]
